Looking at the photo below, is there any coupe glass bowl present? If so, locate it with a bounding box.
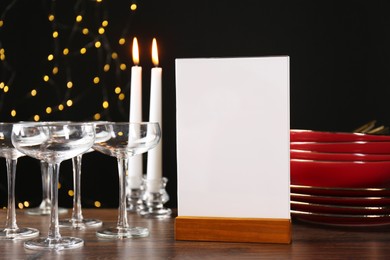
[92,122,161,239]
[12,122,95,250]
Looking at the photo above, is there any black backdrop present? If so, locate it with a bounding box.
[1,0,390,209]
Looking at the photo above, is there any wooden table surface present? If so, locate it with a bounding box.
[1,208,390,259]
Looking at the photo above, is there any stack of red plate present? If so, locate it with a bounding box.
[290,129,390,226]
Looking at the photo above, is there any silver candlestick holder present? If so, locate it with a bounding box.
[139,177,171,218]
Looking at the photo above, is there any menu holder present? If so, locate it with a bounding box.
[175,216,291,244]
[175,57,291,244]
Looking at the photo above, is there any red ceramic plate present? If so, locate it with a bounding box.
[291,201,390,215]
[291,192,390,206]
[291,185,390,197]
[290,141,390,154]
[290,129,390,142]
[291,159,390,188]
[291,210,390,226]
[291,149,390,161]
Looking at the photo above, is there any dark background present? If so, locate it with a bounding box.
[1,0,390,209]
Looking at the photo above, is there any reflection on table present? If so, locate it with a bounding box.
[1,209,390,259]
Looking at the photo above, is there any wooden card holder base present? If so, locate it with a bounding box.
[175,216,291,244]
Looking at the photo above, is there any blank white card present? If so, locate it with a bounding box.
[176,57,290,219]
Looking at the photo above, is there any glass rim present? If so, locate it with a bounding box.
[12,121,96,127]
[100,121,159,125]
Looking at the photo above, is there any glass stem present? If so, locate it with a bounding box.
[5,158,18,230]
[117,158,129,229]
[47,163,61,240]
[40,160,51,207]
[71,155,83,222]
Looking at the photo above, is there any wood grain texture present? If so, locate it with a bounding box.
[2,209,390,259]
[175,216,291,244]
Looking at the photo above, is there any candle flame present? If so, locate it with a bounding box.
[132,37,139,65]
[152,38,159,67]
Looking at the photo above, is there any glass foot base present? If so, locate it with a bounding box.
[139,207,172,219]
[24,236,84,251]
[0,227,39,240]
[96,226,149,239]
[59,218,103,229]
[24,207,68,216]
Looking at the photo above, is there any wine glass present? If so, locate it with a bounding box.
[59,121,111,229]
[0,123,39,240]
[93,122,160,239]
[22,121,71,216]
[12,122,95,250]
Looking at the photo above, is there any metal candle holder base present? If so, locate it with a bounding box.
[139,177,171,218]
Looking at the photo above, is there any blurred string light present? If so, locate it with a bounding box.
[0,0,18,113]
[0,0,141,208]
[130,1,138,11]
[0,0,140,122]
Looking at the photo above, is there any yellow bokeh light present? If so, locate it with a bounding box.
[66,100,73,107]
[80,48,87,54]
[68,190,74,196]
[95,41,101,48]
[58,183,61,189]
[76,15,83,22]
[94,113,101,120]
[24,201,30,208]
[102,20,108,27]
[103,64,110,72]
[118,93,125,100]
[94,201,101,208]
[52,31,59,38]
[102,101,109,109]
[46,107,52,114]
[82,28,89,35]
[120,63,126,70]
[0,82,4,89]
[10,110,16,117]
[114,87,121,94]
[93,77,100,84]
[3,86,9,93]
[63,48,69,55]
[118,131,123,136]
[67,81,73,89]
[0,20,3,27]
[52,66,59,75]
[58,104,64,111]
[118,38,125,45]
[31,89,37,96]
[43,75,50,82]
[98,27,105,35]
[48,54,54,61]
[18,203,24,209]
[130,4,137,11]
[111,52,118,59]
[96,0,102,2]
[48,14,55,21]
[34,115,40,122]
